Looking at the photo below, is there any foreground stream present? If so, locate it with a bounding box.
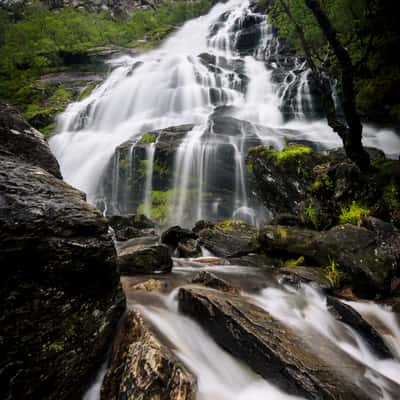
[84,260,400,400]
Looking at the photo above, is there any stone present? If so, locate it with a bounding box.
[178,287,374,400]
[0,103,125,400]
[108,213,157,241]
[258,223,399,297]
[101,310,196,400]
[192,271,239,294]
[327,296,393,359]
[117,238,172,275]
[279,266,331,290]
[161,225,200,257]
[196,220,259,258]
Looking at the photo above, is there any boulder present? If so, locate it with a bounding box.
[0,102,61,178]
[278,266,331,290]
[327,296,392,359]
[161,225,200,257]
[178,287,372,400]
[192,271,239,294]
[130,278,167,293]
[108,214,157,241]
[101,310,196,400]
[196,220,259,258]
[116,237,172,275]
[0,103,125,400]
[259,224,399,297]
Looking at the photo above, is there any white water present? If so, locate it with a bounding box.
[143,143,155,217]
[50,0,400,226]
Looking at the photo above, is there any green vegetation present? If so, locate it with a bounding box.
[216,220,248,231]
[382,181,400,225]
[269,144,312,162]
[285,256,305,268]
[324,257,344,289]
[269,0,400,125]
[0,0,213,127]
[139,132,157,144]
[137,189,175,225]
[339,201,369,225]
[305,202,319,229]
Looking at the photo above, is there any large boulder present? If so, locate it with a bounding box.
[0,102,125,400]
[101,310,196,400]
[194,220,260,258]
[116,237,173,275]
[178,287,378,400]
[258,223,399,297]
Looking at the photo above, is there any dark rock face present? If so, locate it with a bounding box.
[195,220,259,258]
[0,102,62,179]
[247,144,400,229]
[178,287,371,400]
[327,296,392,359]
[117,237,173,275]
[259,224,399,297]
[278,266,331,290]
[161,225,200,257]
[108,213,157,241]
[101,310,196,400]
[0,103,125,400]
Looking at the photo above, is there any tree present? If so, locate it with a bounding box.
[277,0,370,171]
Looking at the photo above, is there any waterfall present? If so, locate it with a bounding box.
[143,143,156,217]
[50,0,400,227]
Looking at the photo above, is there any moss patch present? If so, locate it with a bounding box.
[216,220,248,232]
[339,202,370,225]
[139,132,157,144]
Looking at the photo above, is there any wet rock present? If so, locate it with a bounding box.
[196,220,259,258]
[131,278,167,292]
[101,310,196,400]
[190,256,227,266]
[161,225,200,257]
[108,213,157,241]
[0,103,125,400]
[259,224,399,297]
[192,271,239,294]
[327,297,392,358]
[178,287,370,400]
[117,238,172,275]
[228,253,275,268]
[0,102,61,178]
[279,266,331,290]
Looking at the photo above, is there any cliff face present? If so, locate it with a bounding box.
[0,102,126,400]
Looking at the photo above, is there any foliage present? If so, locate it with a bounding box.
[324,256,343,289]
[216,220,248,231]
[305,202,319,229]
[140,132,157,144]
[137,189,175,225]
[285,256,305,268]
[269,0,400,124]
[269,144,312,162]
[0,0,213,108]
[339,201,369,225]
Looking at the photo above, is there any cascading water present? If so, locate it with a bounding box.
[50,0,400,228]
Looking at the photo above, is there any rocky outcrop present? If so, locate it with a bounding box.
[0,102,125,400]
[116,237,173,275]
[194,220,260,258]
[178,287,372,400]
[327,296,392,359]
[0,102,62,178]
[101,310,196,400]
[108,213,157,241]
[259,223,399,297]
[247,144,400,229]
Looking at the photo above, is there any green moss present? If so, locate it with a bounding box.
[274,226,288,240]
[137,189,175,225]
[118,158,130,171]
[285,256,305,268]
[269,144,312,162]
[48,339,64,353]
[311,174,333,192]
[339,201,370,225]
[139,132,157,144]
[382,181,400,224]
[305,203,319,229]
[216,220,247,231]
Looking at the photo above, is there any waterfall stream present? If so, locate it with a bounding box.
[50,0,400,227]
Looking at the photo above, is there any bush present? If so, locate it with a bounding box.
[339,201,369,225]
